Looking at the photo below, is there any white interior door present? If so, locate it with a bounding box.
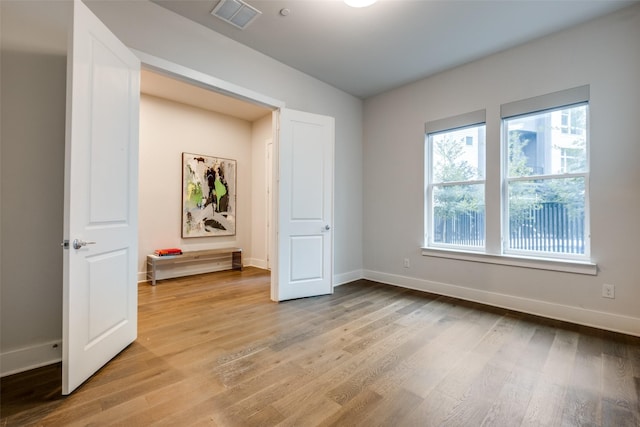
[266,138,273,270]
[62,0,140,395]
[272,109,334,301]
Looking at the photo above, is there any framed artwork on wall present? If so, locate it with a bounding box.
[182,152,237,237]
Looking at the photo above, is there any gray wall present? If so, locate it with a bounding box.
[1,1,69,375]
[363,4,640,335]
[0,0,364,375]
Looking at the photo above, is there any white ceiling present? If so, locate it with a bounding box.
[152,0,636,99]
[140,69,273,121]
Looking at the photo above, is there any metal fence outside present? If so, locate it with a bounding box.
[434,202,585,254]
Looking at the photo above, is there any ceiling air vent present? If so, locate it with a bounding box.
[211,0,262,30]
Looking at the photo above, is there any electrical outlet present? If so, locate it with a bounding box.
[602,284,615,299]
[403,258,410,268]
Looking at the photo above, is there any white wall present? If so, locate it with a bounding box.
[363,4,640,335]
[0,0,363,376]
[139,94,270,280]
[250,114,273,269]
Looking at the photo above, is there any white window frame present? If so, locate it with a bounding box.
[424,110,486,251]
[501,86,591,261]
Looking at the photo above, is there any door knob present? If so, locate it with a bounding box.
[72,239,96,250]
[324,225,331,231]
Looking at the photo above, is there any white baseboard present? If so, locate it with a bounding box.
[138,266,362,287]
[138,271,147,283]
[1,340,62,377]
[363,269,640,337]
[246,258,268,269]
[334,269,363,287]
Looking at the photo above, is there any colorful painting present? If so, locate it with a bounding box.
[182,153,236,237]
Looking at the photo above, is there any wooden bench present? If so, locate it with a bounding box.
[146,247,242,286]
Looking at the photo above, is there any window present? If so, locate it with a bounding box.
[503,89,589,259]
[560,147,583,174]
[560,109,584,135]
[426,110,486,249]
[424,86,591,269]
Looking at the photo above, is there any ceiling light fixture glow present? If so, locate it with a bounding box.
[344,0,377,8]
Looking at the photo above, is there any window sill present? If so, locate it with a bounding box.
[420,247,597,276]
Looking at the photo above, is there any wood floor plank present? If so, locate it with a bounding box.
[400,387,462,426]
[316,389,383,427]
[215,362,313,423]
[520,377,567,427]
[439,361,511,425]
[601,352,639,426]
[273,397,341,427]
[269,300,449,417]
[326,329,432,406]
[117,375,223,425]
[560,331,605,426]
[481,365,538,426]
[270,324,420,415]
[629,335,640,381]
[355,386,424,427]
[2,267,640,427]
[519,329,579,426]
[415,318,504,399]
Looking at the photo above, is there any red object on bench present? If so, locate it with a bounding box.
[154,248,183,256]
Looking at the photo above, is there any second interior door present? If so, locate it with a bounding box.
[273,108,335,301]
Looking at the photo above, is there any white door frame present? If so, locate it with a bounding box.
[265,138,273,270]
[134,51,335,302]
[133,50,284,113]
[132,50,285,286]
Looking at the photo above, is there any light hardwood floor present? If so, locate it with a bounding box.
[2,267,639,426]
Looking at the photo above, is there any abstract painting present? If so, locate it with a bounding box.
[182,152,236,237]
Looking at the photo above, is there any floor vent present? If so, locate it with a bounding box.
[211,0,262,30]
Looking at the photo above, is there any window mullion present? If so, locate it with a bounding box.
[433,179,486,187]
[507,172,587,183]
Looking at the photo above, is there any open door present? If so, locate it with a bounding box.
[272,109,334,301]
[62,0,140,394]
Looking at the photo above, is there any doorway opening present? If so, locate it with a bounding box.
[138,67,276,287]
